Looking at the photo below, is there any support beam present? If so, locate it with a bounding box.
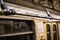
[47,0,54,10]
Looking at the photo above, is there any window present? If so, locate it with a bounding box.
[0,20,12,34]
[53,24,57,40]
[13,21,32,32]
[0,19,35,40]
[0,20,34,34]
[46,24,51,40]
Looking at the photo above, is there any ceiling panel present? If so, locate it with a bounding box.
[1,0,60,15]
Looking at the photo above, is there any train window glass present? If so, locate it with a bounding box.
[46,24,50,32]
[53,24,57,40]
[46,24,51,40]
[0,24,5,34]
[13,21,33,32]
[0,20,34,35]
[53,24,56,31]
[13,21,19,32]
[0,20,12,34]
[19,22,30,32]
[0,19,35,40]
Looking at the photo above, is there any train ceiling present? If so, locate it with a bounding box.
[3,0,60,14]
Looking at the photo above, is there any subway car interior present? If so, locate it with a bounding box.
[0,0,60,40]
